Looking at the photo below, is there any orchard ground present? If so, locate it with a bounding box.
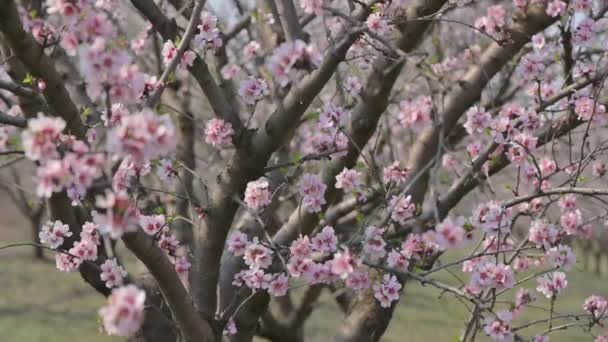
[1,188,606,341]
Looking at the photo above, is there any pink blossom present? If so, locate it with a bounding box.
[223,318,237,336]
[99,285,146,336]
[593,161,606,177]
[22,113,65,161]
[193,12,223,54]
[546,245,576,271]
[435,216,467,250]
[515,288,537,310]
[546,0,567,17]
[335,168,362,193]
[69,239,98,261]
[344,76,361,97]
[161,40,195,69]
[583,295,607,319]
[205,118,234,148]
[268,273,289,296]
[484,310,513,342]
[100,258,128,288]
[472,201,513,236]
[573,18,597,46]
[560,209,583,235]
[366,13,390,36]
[93,191,139,239]
[345,270,370,290]
[227,231,249,256]
[107,109,177,164]
[139,214,165,235]
[55,252,81,272]
[331,249,359,279]
[533,336,549,342]
[464,106,492,134]
[39,220,72,249]
[319,103,348,128]
[389,194,416,225]
[383,161,409,185]
[311,225,338,254]
[290,235,312,258]
[536,271,568,298]
[35,160,71,198]
[243,238,273,270]
[243,41,261,59]
[513,257,530,273]
[373,274,402,308]
[398,96,432,132]
[220,64,241,80]
[300,0,324,15]
[299,173,327,213]
[81,221,101,245]
[471,261,515,290]
[266,39,308,87]
[238,77,268,105]
[529,219,559,249]
[244,178,272,210]
[362,226,387,260]
[386,249,409,272]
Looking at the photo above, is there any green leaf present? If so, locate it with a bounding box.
[355,211,364,224]
[29,10,38,18]
[82,106,91,120]
[577,176,587,184]
[155,206,166,215]
[370,4,380,13]
[22,73,34,85]
[280,167,289,175]
[293,151,303,164]
[307,111,320,121]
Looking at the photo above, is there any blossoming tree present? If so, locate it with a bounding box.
[1,0,608,341]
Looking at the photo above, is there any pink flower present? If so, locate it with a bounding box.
[139,214,165,236]
[435,216,467,250]
[93,191,139,239]
[107,109,177,165]
[331,249,359,279]
[464,106,492,134]
[100,258,128,288]
[266,40,308,87]
[243,41,261,59]
[366,13,390,36]
[362,226,387,261]
[227,231,249,256]
[515,288,537,310]
[290,235,312,258]
[573,0,592,12]
[205,118,234,148]
[536,271,568,298]
[593,161,606,177]
[268,273,289,296]
[335,168,362,193]
[383,161,409,185]
[238,77,268,105]
[373,274,402,308]
[220,64,241,80]
[300,0,324,15]
[69,239,98,261]
[574,96,606,122]
[22,113,65,161]
[546,0,567,17]
[81,221,101,245]
[99,285,146,336]
[193,12,223,53]
[398,96,432,132]
[287,255,314,278]
[39,220,72,249]
[546,245,576,271]
[573,18,597,46]
[472,201,513,236]
[161,40,195,68]
[389,194,416,225]
[471,261,515,290]
[344,76,361,97]
[529,219,559,249]
[583,295,607,319]
[243,238,273,270]
[244,178,272,210]
[299,173,327,213]
[55,252,81,272]
[386,249,409,272]
[513,257,530,273]
[560,209,583,235]
[223,318,237,336]
[319,103,348,128]
[484,310,513,342]
[311,225,337,255]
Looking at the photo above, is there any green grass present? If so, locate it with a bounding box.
[1,242,606,341]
